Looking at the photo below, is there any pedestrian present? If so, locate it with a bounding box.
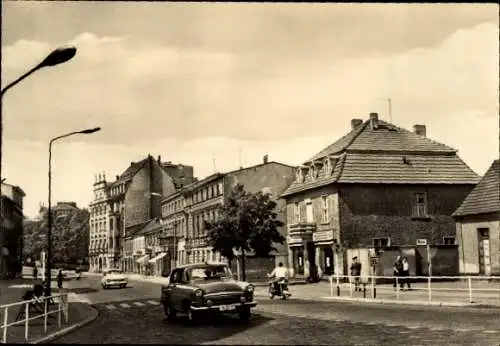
[33,266,38,280]
[350,256,362,291]
[401,257,411,290]
[393,255,403,289]
[57,269,64,290]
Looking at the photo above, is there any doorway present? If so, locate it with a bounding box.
[323,246,334,275]
[478,228,491,275]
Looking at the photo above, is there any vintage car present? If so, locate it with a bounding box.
[160,262,257,323]
[101,269,128,289]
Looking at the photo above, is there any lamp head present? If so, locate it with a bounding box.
[39,46,77,68]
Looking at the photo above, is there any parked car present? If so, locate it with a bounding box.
[160,262,257,324]
[101,269,128,289]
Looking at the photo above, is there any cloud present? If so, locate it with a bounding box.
[2,22,497,145]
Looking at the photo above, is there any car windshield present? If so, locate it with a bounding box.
[189,266,232,282]
[108,270,122,275]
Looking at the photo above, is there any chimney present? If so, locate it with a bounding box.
[369,112,379,129]
[263,154,269,164]
[413,124,426,137]
[157,155,161,163]
[351,118,363,130]
[116,175,120,181]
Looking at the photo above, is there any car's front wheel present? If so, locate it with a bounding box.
[238,307,251,322]
[102,284,108,289]
[163,303,177,320]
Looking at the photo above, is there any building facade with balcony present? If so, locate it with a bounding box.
[160,190,188,272]
[88,154,177,272]
[173,158,295,277]
[281,113,480,279]
[453,160,500,276]
[1,182,25,279]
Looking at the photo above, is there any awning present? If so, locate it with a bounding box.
[136,255,150,264]
[148,252,167,263]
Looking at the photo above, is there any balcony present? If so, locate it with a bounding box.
[288,222,316,237]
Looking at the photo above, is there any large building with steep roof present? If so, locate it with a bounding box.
[88,155,177,272]
[453,160,500,276]
[281,112,480,279]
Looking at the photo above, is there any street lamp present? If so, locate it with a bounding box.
[45,127,101,296]
[0,46,77,182]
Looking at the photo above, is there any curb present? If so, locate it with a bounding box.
[31,304,100,344]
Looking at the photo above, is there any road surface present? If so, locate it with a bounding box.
[53,276,500,345]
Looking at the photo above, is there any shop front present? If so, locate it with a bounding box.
[148,250,168,276]
[287,222,315,278]
[313,230,336,276]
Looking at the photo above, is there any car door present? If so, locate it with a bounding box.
[167,269,183,311]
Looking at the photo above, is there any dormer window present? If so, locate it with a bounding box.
[295,167,303,183]
[312,161,323,177]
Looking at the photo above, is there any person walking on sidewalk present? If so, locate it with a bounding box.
[401,257,411,290]
[393,256,403,289]
[350,256,362,292]
[57,269,64,289]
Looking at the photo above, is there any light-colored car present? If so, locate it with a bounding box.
[101,269,128,289]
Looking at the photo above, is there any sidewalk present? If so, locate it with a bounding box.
[1,279,99,343]
[254,281,500,307]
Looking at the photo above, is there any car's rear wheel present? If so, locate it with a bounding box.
[238,307,251,323]
[164,303,177,320]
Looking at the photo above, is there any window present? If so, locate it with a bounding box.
[412,192,428,217]
[372,237,390,249]
[443,236,455,245]
[305,199,313,223]
[294,202,300,223]
[321,196,329,223]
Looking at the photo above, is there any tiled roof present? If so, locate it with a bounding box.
[135,218,162,236]
[306,120,455,163]
[453,160,500,217]
[110,157,150,188]
[282,117,479,198]
[337,153,479,184]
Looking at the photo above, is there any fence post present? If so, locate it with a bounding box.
[329,276,333,297]
[427,276,432,302]
[44,298,48,334]
[349,275,353,297]
[64,294,69,324]
[57,296,62,328]
[371,275,375,299]
[336,272,340,297]
[467,276,473,303]
[24,302,29,342]
[2,307,8,343]
[396,277,400,300]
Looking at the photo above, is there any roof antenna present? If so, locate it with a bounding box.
[239,148,243,169]
[388,98,392,123]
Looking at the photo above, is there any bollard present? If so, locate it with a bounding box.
[337,285,340,297]
[373,287,377,299]
[363,284,366,298]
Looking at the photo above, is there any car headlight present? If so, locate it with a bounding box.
[194,289,204,297]
[245,284,254,292]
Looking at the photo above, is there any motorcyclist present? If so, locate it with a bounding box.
[268,262,288,294]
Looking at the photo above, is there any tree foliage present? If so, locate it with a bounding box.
[23,209,90,264]
[204,184,284,281]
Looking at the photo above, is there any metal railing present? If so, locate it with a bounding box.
[328,274,500,304]
[0,292,69,343]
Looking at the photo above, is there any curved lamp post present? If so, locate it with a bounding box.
[0,46,77,184]
[45,127,101,296]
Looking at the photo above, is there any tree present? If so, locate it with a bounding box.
[205,184,284,281]
[23,208,90,266]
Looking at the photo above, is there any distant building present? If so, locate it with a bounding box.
[1,182,26,279]
[160,157,196,189]
[88,154,177,272]
[52,202,78,219]
[454,160,500,276]
[159,157,295,279]
[281,113,480,279]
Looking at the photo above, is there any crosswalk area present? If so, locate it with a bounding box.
[100,300,161,311]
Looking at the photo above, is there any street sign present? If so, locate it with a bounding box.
[416,238,427,246]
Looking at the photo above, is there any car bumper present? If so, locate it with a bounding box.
[103,281,128,286]
[190,301,258,312]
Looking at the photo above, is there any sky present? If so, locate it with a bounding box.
[1,2,499,218]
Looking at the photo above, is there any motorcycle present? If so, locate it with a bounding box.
[268,278,292,300]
